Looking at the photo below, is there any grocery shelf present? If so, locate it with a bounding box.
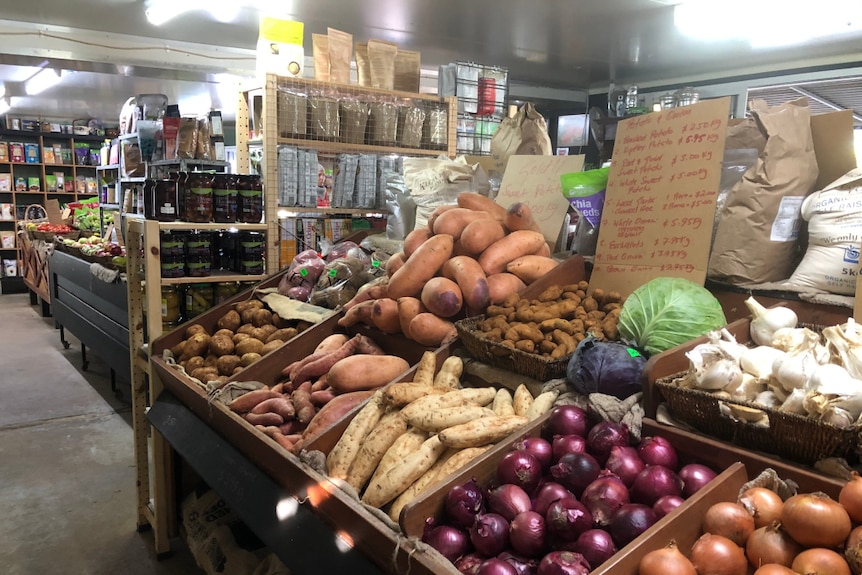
[156,221,267,231]
[277,206,386,216]
[148,158,230,168]
[275,137,446,158]
[160,272,268,285]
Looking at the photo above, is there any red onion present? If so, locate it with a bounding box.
[510,510,547,558]
[447,479,486,528]
[549,452,600,497]
[604,445,645,487]
[471,513,510,558]
[498,551,538,575]
[477,558,519,575]
[637,436,679,470]
[546,497,593,542]
[573,528,618,569]
[514,436,553,470]
[541,405,589,441]
[455,553,486,575]
[580,472,630,526]
[488,484,532,522]
[533,482,574,517]
[422,517,470,562]
[607,503,657,547]
[536,551,591,575]
[586,421,630,466]
[551,435,587,463]
[630,465,683,506]
[678,463,718,497]
[497,450,543,494]
[652,494,685,518]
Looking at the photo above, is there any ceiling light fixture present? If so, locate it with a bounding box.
[25,68,62,96]
[0,84,5,99]
[146,0,247,25]
[0,98,10,116]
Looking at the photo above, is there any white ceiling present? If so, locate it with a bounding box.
[0,0,861,126]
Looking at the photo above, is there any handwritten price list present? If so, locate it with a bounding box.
[590,98,731,296]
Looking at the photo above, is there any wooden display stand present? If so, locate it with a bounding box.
[17,230,51,315]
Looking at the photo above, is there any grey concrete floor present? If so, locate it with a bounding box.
[0,293,201,575]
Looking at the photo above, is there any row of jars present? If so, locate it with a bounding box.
[161,281,257,329]
[160,230,266,278]
[147,172,264,224]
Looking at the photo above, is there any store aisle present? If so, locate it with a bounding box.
[0,294,200,575]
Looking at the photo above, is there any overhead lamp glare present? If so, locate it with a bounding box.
[25,69,62,96]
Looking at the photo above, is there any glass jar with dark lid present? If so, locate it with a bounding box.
[239,231,265,259]
[184,231,213,259]
[213,173,238,223]
[159,231,184,258]
[186,255,212,278]
[160,256,185,278]
[185,172,214,222]
[154,179,180,222]
[237,175,263,223]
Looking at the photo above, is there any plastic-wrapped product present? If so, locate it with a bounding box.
[398,106,426,149]
[423,107,449,149]
[354,154,378,209]
[309,93,340,141]
[297,149,320,207]
[339,99,370,145]
[277,89,308,138]
[377,155,404,210]
[331,154,359,208]
[369,101,398,145]
[277,145,299,206]
[384,172,415,240]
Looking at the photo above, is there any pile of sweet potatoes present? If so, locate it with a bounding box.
[227,332,410,452]
[338,194,560,347]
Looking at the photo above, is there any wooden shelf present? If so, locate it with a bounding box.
[156,221,267,231]
[276,137,446,157]
[160,272,268,285]
[277,206,386,215]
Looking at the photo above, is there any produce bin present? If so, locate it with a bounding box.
[642,300,857,466]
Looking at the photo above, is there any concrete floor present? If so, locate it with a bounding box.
[0,294,201,575]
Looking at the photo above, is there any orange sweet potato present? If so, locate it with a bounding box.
[408,313,458,347]
[459,218,507,256]
[371,297,402,334]
[442,256,489,311]
[387,234,454,299]
[478,230,546,275]
[506,255,560,284]
[432,207,493,239]
[397,297,426,335]
[420,277,464,318]
[403,228,433,258]
[487,273,526,305]
[327,355,411,393]
[457,192,507,221]
[504,202,543,234]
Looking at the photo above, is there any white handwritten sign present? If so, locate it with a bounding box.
[495,155,585,245]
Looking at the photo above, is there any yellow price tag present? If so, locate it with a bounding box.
[259,17,303,45]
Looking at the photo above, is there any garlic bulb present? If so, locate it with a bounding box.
[709,328,748,362]
[726,373,766,401]
[774,351,819,391]
[779,388,807,415]
[695,358,744,391]
[753,390,780,409]
[820,407,854,429]
[740,346,786,380]
[745,296,798,346]
[822,319,862,379]
[771,327,821,355]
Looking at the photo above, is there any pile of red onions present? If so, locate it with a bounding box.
[421,405,719,575]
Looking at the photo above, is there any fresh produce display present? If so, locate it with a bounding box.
[671,295,862,429]
[29,222,75,234]
[59,234,127,266]
[567,337,647,399]
[338,193,561,347]
[425,405,719,573]
[168,298,313,385]
[618,277,727,355]
[639,473,862,575]
[473,282,624,358]
[316,352,558,523]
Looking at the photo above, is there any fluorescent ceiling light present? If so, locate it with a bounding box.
[0,99,9,116]
[0,84,5,99]
[146,0,246,25]
[25,68,62,96]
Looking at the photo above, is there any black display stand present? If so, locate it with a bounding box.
[148,391,384,575]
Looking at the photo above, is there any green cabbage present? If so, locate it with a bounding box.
[618,277,727,355]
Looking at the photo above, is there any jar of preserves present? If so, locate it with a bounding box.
[239,231,265,259]
[215,231,239,271]
[161,285,182,325]
[185,283,214,318]
[154,179,180,222]
[186,256,212,277]
[215,281,240,304]
[237,175,263,223]
[159,231,184,258]
[213,173,238,223]
[160,256,185,278]
[184,231,213,258]
[239,258,264,275]
[185,172,214,222]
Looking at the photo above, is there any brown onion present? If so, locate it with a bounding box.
[839,471,862,523]
[701,501,755,547]
[752,565,796,575]
[791,548,851,575]
[739,487,784,529]
[690,533,747,575]
[781,492,851,548]
[845,525,862,575]
[638,540,696,575]
[745,522,801,568]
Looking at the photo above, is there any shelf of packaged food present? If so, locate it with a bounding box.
[155,221,268,231]
[160,273,267,286]
[275,136,446,157]
[148,159,230,168]
[277,206,386,216]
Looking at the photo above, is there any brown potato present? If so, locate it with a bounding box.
[240,352,261,367]
[237,323,255,335]
[217,310,242,332]
[232,366,244,376]
[233,333,251,345]
[185,356,205,374]
[295,321,313,332]
[257,324,278,338]
[203,354,219,368]
[240,308,257,324]
[260,339,283,356]
[235,300,263,314]
[184,333,211,357]
[214,328,234,339]
[190,367,219,382]
[184,324,206,339]
[249,328,270,342]
[209,335,235,357]
[170,340,187,359]
[267,328,297,344]
[216,355,242,376]
[251,308,273,328]
[235,338,264,356]
[271,313,289,329]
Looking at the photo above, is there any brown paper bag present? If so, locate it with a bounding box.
[490,102,552,178]
[312,33,330,81]
[327,28,352,85]
[368,39,397,90]
[355,42,370,87]
[394,49,421,93]
[517,102,553,156]
[708,98,819,284]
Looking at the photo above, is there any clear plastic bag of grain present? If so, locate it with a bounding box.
[309,91,340,141]
[369,99,398,146]
[339,98,369,145]
[277,145,299,206]
[331,153,359,208]
[398,104,426,148]
[195,116,211,160]
[277,88,308,138]
[177,117,198,159]
[377,155,403,210]
[297,149,321,208]
[423,106,449,150]
[354,154,378,209]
